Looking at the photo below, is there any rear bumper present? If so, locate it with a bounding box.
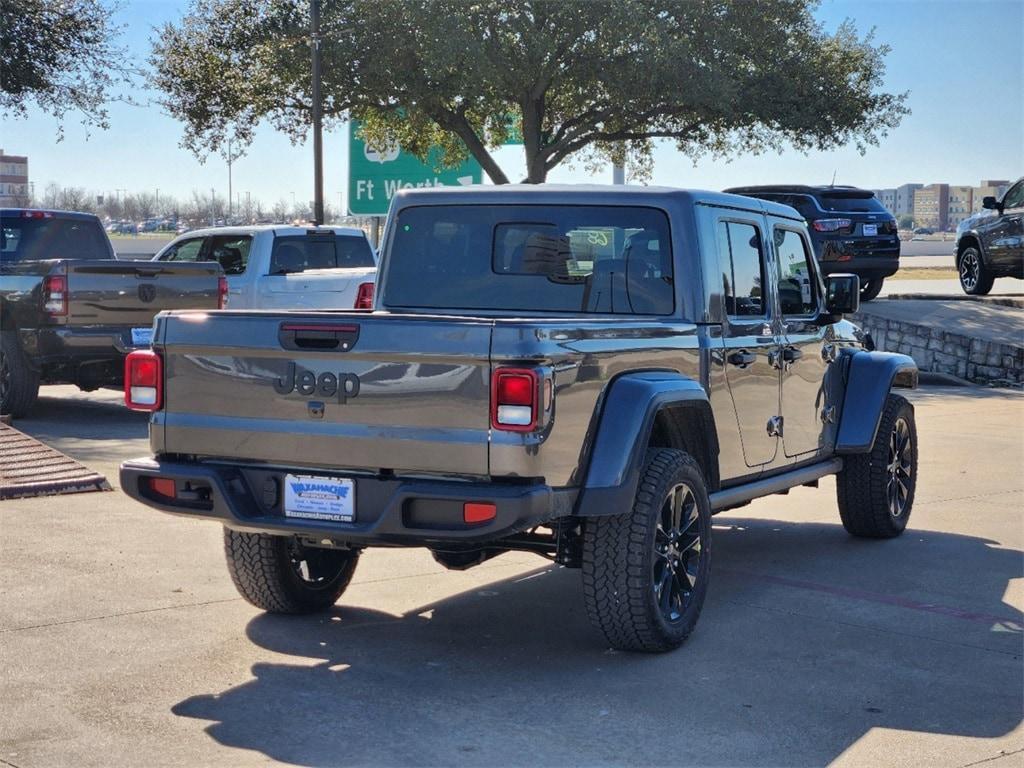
[816,235,900,280]
[820,254,900,281]
[119,457,575,545]
[20,325,148,366]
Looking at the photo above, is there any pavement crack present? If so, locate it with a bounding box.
[918,488,1024,505]
[958,747,1024,767]
[0,758,24,768]
[0,597,241,634]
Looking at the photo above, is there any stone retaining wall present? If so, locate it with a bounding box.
[850,311,1023,386]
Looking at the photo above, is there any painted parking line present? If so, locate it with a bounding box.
[722,568,1022,630]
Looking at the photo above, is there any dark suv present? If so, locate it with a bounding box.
[725,185,899,301]
[955,177,1023,295]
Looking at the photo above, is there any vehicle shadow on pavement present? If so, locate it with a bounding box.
[172,520,1022,766]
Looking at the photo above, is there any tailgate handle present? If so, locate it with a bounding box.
[279,323,359,352]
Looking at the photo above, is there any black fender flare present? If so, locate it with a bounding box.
[574,371,716,518]
[835,350,918,454]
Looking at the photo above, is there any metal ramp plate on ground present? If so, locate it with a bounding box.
[0,423,110,499]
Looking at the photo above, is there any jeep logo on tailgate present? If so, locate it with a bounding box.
[274,362,360,403]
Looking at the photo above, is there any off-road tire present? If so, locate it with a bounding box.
[959,246,994,295]
[836,394,917,538]
[582,449,711,653]
[859,278,884,302]
[224,529,359,613]
[0,330,40,417]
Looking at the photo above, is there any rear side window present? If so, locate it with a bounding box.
[717,221,766,318]
[269,234,374,275]
[386,205,674,315]
[0,214,110,262]
[816,194,888,214]
[208,234,252,275]
[774,228,817,316]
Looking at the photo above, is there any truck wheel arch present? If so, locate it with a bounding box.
[575,371,719,518]
[835,350,918,454]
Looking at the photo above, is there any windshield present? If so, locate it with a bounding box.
[817,194,889,214]
[384,205,674,315]
[0,214,110,262]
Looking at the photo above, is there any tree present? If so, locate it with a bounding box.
[154,0,907,184]
[1,0,134,134]
[897,214,914,230]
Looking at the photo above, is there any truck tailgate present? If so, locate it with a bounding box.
[64,261,222,327]
[156,311,493,475]
[255,266,376,310]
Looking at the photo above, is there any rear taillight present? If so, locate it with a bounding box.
[124,349,162,411]
[354,282,374,309]
[812,218,853,234]
[218,276,228,309]
[491,368,538,432]
[43,275,67,316]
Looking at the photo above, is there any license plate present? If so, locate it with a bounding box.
[862,224,878,236]
[131,327,153,346]
[284,474,355,522]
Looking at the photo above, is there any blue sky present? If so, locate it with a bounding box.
[3,0,1021,211]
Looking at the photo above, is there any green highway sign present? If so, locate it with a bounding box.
[348,120,483,215]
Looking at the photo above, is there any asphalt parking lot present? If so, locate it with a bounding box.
[1,385,1022,767]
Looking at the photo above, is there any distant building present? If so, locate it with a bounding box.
[894,183,922,217]
[972,180,1011,213]
[873,188,897,214]
[947,185,974,229]
[0,149,29,206]
[913,184,949,230]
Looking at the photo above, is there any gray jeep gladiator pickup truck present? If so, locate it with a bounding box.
[1,209,226,416]
[120,186,919,653]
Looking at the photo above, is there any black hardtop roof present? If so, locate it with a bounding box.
[390,184,804,221]
[0,208,102,221]
[724,184,876,198]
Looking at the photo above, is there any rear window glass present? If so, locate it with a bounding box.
[0,215,110,262]
[269,234,374,275]
[385,205,674,315]
[816,194,888,214]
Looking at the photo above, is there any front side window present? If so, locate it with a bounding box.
[1002,181,1024,210]
[208,235,252,275]
[385,205,674,315]
[775,228,817,316]
[163,238,205,262]
[717,220,766,318]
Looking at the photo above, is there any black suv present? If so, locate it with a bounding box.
[725,185,899,301]
[955,177,1023,295]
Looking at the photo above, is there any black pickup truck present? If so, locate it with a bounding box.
[1,209,226,416]
[120,186,919,653]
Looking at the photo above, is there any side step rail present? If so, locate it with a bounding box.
[709,458,843,512]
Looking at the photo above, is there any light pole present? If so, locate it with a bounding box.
[311,0,324,225]
[227,138,233,219]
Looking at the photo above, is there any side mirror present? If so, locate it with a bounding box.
[982,196,1000,211]
[821,273,860,321]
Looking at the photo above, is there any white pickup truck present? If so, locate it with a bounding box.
[151,225,377,310]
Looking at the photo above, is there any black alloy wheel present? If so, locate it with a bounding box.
[653,483,702,623]
[886,417,913,519]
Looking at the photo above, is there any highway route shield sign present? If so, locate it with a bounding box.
[348,120,483,215]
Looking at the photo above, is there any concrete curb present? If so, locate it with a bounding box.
[885,294,1024,309]
[852,307,1023,388]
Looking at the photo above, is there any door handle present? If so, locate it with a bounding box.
[728,350,757,368]
[783,346,803,362]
